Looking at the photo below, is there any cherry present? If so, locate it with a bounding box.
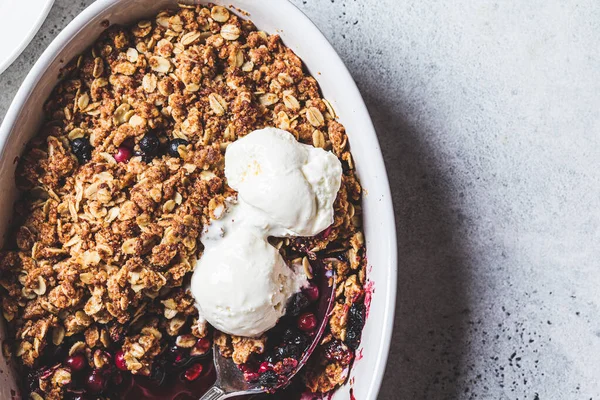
[114,146,132,163]
[114,350,127,371]
[303,285,319,302]
[297,312,317,332]
[86,369,106,393]
[65,353,87,372]
[190,338,211,356]
[184,363,203,381]
[257,361,271,374]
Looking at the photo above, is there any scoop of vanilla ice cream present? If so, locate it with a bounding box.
[225,127,343,237]
[191,127,342,337]
[191,223,306,337]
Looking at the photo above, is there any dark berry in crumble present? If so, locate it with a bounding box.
[133,150,155,164]
[168,138,189,158]
[71,138,92,163]
[273,344,301,360]
[139,133,159,155]
[282,328,308,348]
[258,370,279,388]
[323,339,354,366]
[346,301,365,350]
[287,292,310,317]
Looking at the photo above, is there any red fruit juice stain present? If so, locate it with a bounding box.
[355,348,364,362]
[119,361,215,400]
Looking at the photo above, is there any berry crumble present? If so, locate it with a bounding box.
[0,3,367,399]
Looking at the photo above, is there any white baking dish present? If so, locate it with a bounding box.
[0,1,397,398]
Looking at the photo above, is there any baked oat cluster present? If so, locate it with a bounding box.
[0,3,367,399]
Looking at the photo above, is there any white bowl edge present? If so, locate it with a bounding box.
[0,1,398,399]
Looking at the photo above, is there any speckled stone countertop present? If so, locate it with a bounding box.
[1,1,599,399]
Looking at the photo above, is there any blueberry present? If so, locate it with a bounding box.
[286,292,309,317]
[282,328,308,348]
[345,302,365,350]
[71,138,93,163]
[134,150,155,164]
[273,344,301,361]
[285,344,302,359]
[139,133,159,155]
[167,138,188,158]
[258,370,279,388]
[71,138,89,154]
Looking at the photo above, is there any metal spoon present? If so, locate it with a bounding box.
[200,268,336,400]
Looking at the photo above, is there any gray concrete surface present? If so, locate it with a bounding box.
[1,0,600,399]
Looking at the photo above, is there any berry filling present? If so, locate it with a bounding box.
[19,251,358,400]
[23,337,214,400]
[70,137,93,164]
[65,354,86,372]
[229,266,331,391]
[114,145,132,163]
[297,312,317,332]
[168,138,189,158]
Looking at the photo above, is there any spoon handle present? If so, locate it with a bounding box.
[199,385,226,400]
